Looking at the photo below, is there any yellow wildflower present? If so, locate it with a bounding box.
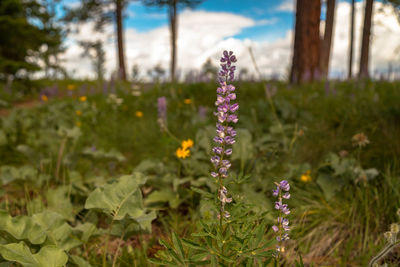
[184,98,192,104]
[76,110,82,116]
[75,121,81,127]
[181,139,194,149]
[135,111,143,118]
[300,170,312,182]
[41,95,48,102]
[79,96,87,102]
[176,147,190,159]
[67,84,76,90]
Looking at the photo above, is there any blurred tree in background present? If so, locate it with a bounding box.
[0,0,62,81]
[64,0,128,80]
[290,0,321,83]
[142,0,202,83]
[79,40,106,80]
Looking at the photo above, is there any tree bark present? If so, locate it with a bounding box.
[348,0,355,79]
[116,0,126,80]
[320,0,336,78]
[359,0,374,79]
[290,0,321,84]
[168,0,177,83]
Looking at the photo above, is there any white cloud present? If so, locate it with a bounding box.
[276,0,294,12]
[60,3,400,80]
[330,1,400,78]
[256,18,278,26]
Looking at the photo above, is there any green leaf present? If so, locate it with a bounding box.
[0,242,68,267]
[46,187,74,220]
[0,210,46,244]
[181,238,207,251]
[190,187,214,199]
[70,255,93,267]
[317,172,343,200]
[159,239,184,265]
[85,173,147,220]
[172,232,184,259]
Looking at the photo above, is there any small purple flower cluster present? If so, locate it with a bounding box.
[157,96,167,131]
[211,50,238,219]
[272,180,291,253]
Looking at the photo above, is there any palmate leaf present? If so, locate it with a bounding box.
[84,173,147,220]
[0,242,68,267]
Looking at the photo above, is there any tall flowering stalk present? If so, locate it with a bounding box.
[157,96,167,131]
[211,50,238,226]
[272,180,291,259]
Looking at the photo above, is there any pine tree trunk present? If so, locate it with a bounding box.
[320,0,336,78]
[348,0,355,79]
[290,0,321,83]
[169,0,177,83]
[116,0,126,80]
[359,0,374,79]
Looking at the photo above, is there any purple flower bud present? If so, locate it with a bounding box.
[213,147,223,155]
[222,160,231,169]
[224,136,235,145]
[225,149,232,155]
[219,167,227,175]
[213,136,223,144]
[211,156,220,166]
[227,114,238,123]
[279,180,290,191]
[227,93,236,100]
[230,103,239,112]
[272,225,279,232]
[283,192,290,199]
[273,189,279,197]
[211,172,218,177]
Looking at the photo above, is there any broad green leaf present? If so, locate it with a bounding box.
[317,172,343,200]
[74,222,102,243]
[0,210,46,244]
[85,173,147,220]
[46,187,74,220]
[0,242,68,267]
[70,255,93,267]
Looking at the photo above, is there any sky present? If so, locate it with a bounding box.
[60,0,400,80]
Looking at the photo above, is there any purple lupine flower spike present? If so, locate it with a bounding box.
[212,51,239,220]
[272,180,291,254]
[157,96,167,131]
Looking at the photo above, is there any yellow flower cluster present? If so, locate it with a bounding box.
[79,96,87,102]
[184,98,192,104]
[176,139,194,159]
[67,84,76,90]
[41,95,48,102]
[135,111,143,118]
[300,170,312,183]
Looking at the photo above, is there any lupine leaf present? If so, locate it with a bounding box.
[172,232,185,259]
[159,239,184,265]
[181,238,208,251]
[0,242,68,267]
